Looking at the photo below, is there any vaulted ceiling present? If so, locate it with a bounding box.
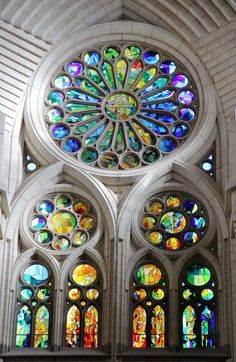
[1,0,236,44]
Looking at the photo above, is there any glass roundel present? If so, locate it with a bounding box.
[45,43,198,170]
[140,192,208,251]
[29,193,96,251]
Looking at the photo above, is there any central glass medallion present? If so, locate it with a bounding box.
[105,92,138,121]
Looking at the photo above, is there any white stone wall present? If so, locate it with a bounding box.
[0,1,236,361]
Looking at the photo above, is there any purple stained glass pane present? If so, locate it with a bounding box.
[171,74,189,88]
[172,124,189,138]
[160,60,176,74]
[159,137,177,153]
[179,108,195,122]
[178,91,195,105]
[51,125,69,139]
[143,50,160,65]
[66,61,84,76]
[63,138,81,153]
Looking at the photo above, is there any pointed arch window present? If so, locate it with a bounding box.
[131,261,168,348]
[66,262,101,348]
[15,262,52,348]
[180,262,217,349]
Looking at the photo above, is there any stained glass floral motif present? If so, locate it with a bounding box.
[16,263,52,348]
[45,43,198,170]
[132,261,167,348]
[66,262,100,348]
[140,192,208,251]
[30,193,96,251]
[181,263,216,349]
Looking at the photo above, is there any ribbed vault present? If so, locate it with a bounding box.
[0,0,236,44]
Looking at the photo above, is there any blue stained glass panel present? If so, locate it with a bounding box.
[23,264,49,286]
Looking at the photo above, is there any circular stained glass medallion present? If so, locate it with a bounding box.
[201,288,214,300]
[136,264,162,285]
[29,192,96,252]
[86,288,99,300]
[187,264,211,286]
[152,288,165,300]
[45,43,198,170]
[133,288,147,300]
[72,264,97,286]
[19,288,33,301]
[140,191,208,251]
[23,264,49,286]
[68,288,81,300]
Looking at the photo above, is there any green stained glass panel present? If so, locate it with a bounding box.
[66,113,100,124]
[73,120,98,135]
[135,67,157,90]
[126,123,142,151]
[74,78,104,96]
[86,68,109,92]
[101,62,115,90]
[64,103,99,112]
[136,264,161,286]
[16,305,31,348]
[183,305,197,348]
[104,46,120,59]
[98,124,114,151]
[187,265,211,286]
[115,124,126,154]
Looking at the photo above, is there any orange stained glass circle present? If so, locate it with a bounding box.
[133,288,147,300]
[166,195,181,208]
[49,211,76,234]
[166,237,181,250]
[148,231,163,244]
[72,264,97,286]
[141,216,156,229]
[137,264,162,286]
[68,288,81,300]
[80,216,95,230]
[147,201,163,214]
[73,201,89,214]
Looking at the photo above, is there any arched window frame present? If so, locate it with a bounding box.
[130,259,168,349]
[179,258,218,349]
[14,260,53,349]
[65,259,102,348]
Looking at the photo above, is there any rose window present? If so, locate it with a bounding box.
[45,43,198,170]
[29,193,96,251]
[140,192,208,251]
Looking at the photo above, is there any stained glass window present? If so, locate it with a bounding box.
[45,43,198,170]
[24,146,39,175]
[66,262,100,348]
[16,263,52,348]
[180,262,216,349]
[198,145,216,179]
[132,262,167,348]
[29,192,96,251]
[140,191,208,251]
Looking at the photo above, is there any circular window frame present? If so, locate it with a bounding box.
[132,186,215,256]
[24,22,216,185]
[20,185,102,256]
